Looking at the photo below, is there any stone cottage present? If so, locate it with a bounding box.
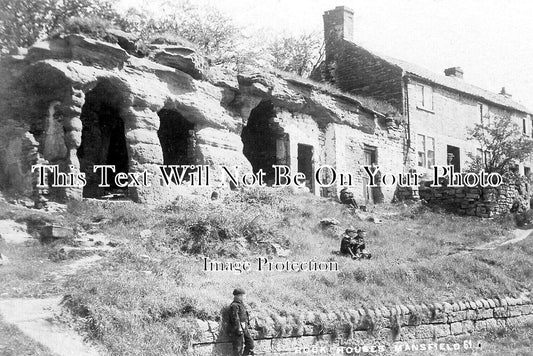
[0,31,406,205]
[314,6,533,179]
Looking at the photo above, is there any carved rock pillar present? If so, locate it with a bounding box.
[120,105,165,203]
[59,87,85,200]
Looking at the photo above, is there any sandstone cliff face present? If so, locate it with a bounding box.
[0,32,405,204]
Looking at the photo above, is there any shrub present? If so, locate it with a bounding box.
[61,16,116,41]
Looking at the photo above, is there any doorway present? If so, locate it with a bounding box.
[363,146,377,204]
[447,145,461,172]
[297,144,314,192]
[241,100,287,184]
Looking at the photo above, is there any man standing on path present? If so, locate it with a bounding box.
[229,288,255,356]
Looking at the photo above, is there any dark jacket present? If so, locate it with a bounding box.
[229,300,250,334]
[339,189,355,204]
[340,235,365,255]
[340,235,354,254]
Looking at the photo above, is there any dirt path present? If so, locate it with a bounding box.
[0,297,100,356]
[472,225,533,251]
[0,219,105,356]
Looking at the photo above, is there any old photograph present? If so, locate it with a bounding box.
[0,0,532,355]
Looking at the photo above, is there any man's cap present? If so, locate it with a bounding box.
[233,288,246,295]
[357,229,366,233]
[345,227,357,233]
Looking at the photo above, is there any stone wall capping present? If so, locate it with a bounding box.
[400,305,410,315]
[493,298,502,307]
[500,298,509,307]
[367,309,376,320]
[442,302,453,313]
[380,306,391,318]
[192,291,533,354]
[420,304,431,316]
[395,305,403,316]
[506,297,516,306]
[414,305,425,317]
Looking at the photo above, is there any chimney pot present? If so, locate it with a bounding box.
[444,67,464,79]
[500,87,512,98]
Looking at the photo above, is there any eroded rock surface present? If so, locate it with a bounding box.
[0,31,404,204]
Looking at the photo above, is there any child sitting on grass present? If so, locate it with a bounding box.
[340,228,372,260]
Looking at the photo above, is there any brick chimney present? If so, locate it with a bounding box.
[444,67,464,79]
[323,6,354,61]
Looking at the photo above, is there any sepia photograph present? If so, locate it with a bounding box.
[0,0,532,355]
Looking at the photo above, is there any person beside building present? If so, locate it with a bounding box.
[339,187,358,209]
[228,288,254,356]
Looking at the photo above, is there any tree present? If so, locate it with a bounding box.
[466,114,533,174]
[119,2,238,60]
[267,31,324,77]
[0,0,119,53]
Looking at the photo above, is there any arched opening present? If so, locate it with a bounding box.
[157,109,196,182]
[241,100,288,183]
[78,82,129,198]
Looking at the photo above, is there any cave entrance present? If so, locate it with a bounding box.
[157,109,196,183]
[78,82,129,198]
[241,101,288,184]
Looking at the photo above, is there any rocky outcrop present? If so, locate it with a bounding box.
[0,32,404,204]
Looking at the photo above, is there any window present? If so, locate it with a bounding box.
[427,137,435,167]
[531,118,533,138]
[417,134,435,168]
[523,118,527,135]
[416,84,433,111]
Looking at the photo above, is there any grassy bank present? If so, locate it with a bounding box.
[34,188,528,355]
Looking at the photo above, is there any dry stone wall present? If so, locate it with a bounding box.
[396,176,530,218]
[191,293,533,355]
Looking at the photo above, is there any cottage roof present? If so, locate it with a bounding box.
[345,41,532,115]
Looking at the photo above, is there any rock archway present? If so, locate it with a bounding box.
[241,100,288,184]
[157,109,197,183]
[157,109,196,166]
[77,81,129,198]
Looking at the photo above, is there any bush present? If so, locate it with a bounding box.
[61,16,116,41]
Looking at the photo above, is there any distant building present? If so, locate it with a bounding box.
[313,6,533,178]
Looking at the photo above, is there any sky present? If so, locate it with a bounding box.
[119,0,533,109]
